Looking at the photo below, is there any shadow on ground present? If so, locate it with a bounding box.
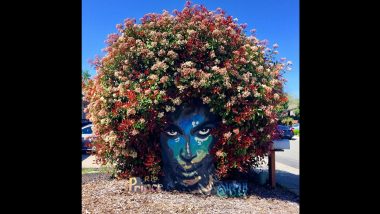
[82,153,90,161]
[276,170,299,192]
[248,182,299,203]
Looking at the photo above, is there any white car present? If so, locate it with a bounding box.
[82,124,94,151]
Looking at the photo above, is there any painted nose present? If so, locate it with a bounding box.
[180,136,197,163]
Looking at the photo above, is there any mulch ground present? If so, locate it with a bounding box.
[82,173,299,214]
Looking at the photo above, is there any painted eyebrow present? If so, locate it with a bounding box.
[164,120,216,135]
[163,123,183,134]
[190,121,215,135]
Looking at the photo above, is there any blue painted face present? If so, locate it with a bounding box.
[165,113,214,166]
[160,103,219,190]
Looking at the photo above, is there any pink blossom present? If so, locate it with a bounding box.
[212,29,221,36]
[167,50,178,59]
[144,89,151,95]
[160,76,169,83]
[127,109,136,116]
[256,66,264,72]
[242,91,251,98]
[210,50,216,58]
[131,129,139,136]
[116,24,123,31]
[158,112,164,118]
[148,74,159,81]
[202,97,211,104]
[223,132,232,139]
[233,128,240,135]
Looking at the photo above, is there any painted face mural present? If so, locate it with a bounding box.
[160,100,220,194]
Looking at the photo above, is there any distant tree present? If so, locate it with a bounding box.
[287,94,299,110]
[82,69,91,85]
[82,70,92,102]
[293,106,300,120]
[286,94,299,121]
[281,117,294,126]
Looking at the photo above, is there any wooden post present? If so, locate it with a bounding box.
[268,150,276,188]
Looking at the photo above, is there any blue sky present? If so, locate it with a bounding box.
[82,0,299,98]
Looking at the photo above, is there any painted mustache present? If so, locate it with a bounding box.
[176,163,203,179]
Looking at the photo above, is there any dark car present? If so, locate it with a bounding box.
[82,124,94,152]
[82,119,91,127]
[276,125,294,140]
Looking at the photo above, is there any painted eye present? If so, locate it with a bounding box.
[166,130,178,136]
[198,128,210,136]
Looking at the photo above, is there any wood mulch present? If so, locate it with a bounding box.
[82,173,299,214]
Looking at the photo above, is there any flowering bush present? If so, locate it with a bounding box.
[83,2,290,179]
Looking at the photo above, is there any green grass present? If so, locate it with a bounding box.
[82,166,113,175]
[293,129,299,135]
[82,168,100,174]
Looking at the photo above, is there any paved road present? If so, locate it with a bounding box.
[276,136,299,169]
[274,136,299,195]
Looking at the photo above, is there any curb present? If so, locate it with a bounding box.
[276,183,299,196]
[275,162,299,175]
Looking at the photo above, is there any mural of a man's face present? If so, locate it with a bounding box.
[160,100,219,194]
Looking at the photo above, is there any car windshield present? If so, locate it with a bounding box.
[82,126,93,134]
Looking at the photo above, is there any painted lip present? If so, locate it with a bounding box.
[175,163,203,180]
[181,170,198,178]
[182,176,202,186]
[177,162,203,173]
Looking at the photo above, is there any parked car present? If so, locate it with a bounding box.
[276,125,294,140]
[82,124,95,152]
[292,123,300,131]
[82,119,91,127]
